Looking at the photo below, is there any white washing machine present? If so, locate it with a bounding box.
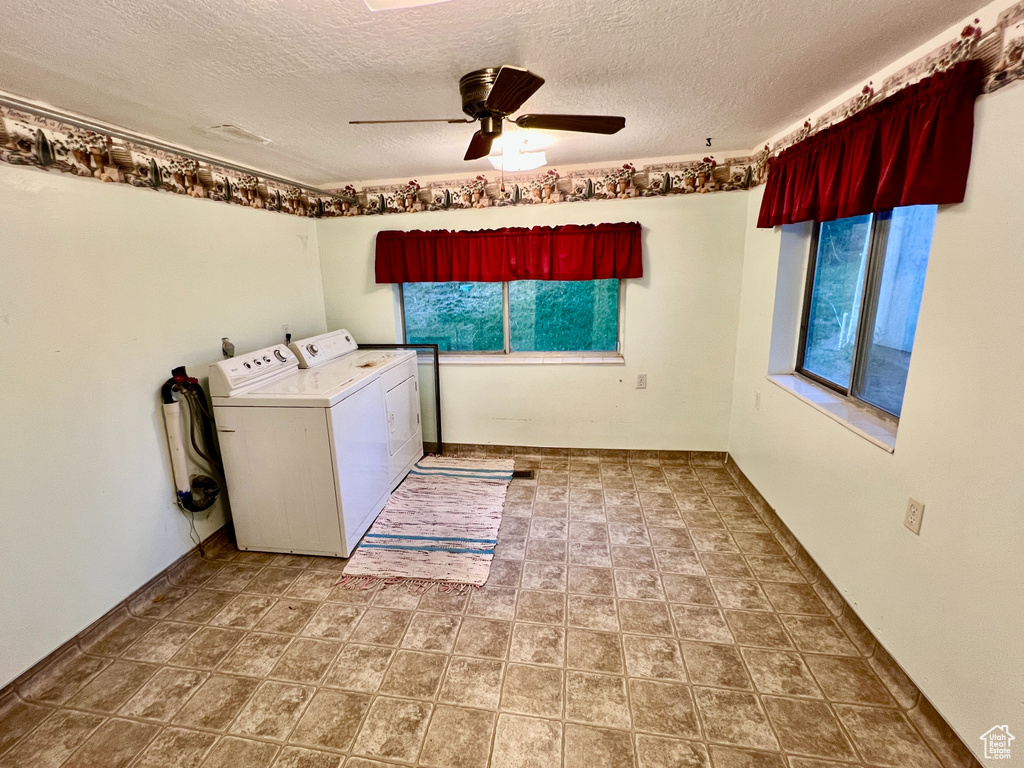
[209,330,419,558]
[289,329,423,493]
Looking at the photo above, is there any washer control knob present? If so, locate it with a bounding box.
[308,344,319,355]
[263,356,271,363]
[243,362,251,370]
[254,359,262,366]
[274,349,287,362]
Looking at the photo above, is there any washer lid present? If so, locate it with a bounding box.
[218,356,380,407]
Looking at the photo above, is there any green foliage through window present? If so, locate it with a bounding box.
[403,280,620,353]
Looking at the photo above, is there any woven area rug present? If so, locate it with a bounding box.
[339,456,514,592]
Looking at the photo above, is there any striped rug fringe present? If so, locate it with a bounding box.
[338,456,514,592]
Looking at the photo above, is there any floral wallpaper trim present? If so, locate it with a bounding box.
[1,0,1021,219]
[0,103,352,218]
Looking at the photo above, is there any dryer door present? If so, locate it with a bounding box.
[385,375,420,456]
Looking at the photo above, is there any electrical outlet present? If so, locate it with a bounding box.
[754,390,761,411]
[904,498,925,535]
[636,374,648,390]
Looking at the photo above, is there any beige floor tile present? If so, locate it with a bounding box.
[132,727,218,768]
[289,689,370,752]
[419,705,495,768]
[526,538,568,562]
[172,674,259,730]
[245,567,303,596]
[761,696,857,760]
[379,649,447,698]
[210,595,277,629]
[486,560,524,588]
[761,584,830,616]
[515,591,566,625]
[84,616,158,655]
[680,641,752,689]
[0,710,104,768]
[564,723,636,768]
[58,718,156,768]
[270,638,341,684]
[607,522,650,546]
[347,608,412,646]
[467,586,518,619]
[401,612,461,653]
[491,713,562,768]
[122,622,202,663]
[286,571,342,602]
[745,556,805,583]
[833,704,943,767]
[802,654,896,706]
[693,687,779,751]
[255,600,320,634]
[662,574,716,606]
[17,649,110,705]
[67,659,158,712]
[629,679,700,738]
[219,633,293,677]
[698,552,754,579]
[710,579,773,612]
[417,590,469,614]
[438,656,504,708]
[520,562,567,591]
[501,663,563,717]
[509,623,565,666]
[634,734,710,768]
[565,671,631,729]
[611,546,658,571]
[614,570,665,600]
[618,600,675,636]
[203,564,263,592]
[689,530,739,553]
[352,696,432,763]
[321,645,394,692]
[230,681,314,740]
[671,605,734,644]
[707,745,786,767]
[201,736,279,768]
[454,617,512,658]
[622,635,687,681]
[780,616,859,656]
[566,629,623,673]
[118,666,208,720]
[169,627,245,668]
[739,648,822,698]
[567,566,615,596]
[653,548,705,575]
[723,611,794,650]
[168,590,236,623]
[568,542,612,567]
[567,594,619,631]
[0,696,50,756]
[529,518,568,540]
[273,746,343,767]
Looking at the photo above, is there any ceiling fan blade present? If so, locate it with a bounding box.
[349,118,472,124]
[464,130,495,161]
[484,66,546,115]
[514,114,625,134]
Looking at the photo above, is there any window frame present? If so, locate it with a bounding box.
[796,209,905,422]
[397,279,626,359]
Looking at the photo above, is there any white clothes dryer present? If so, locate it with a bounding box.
[209,332,409,558]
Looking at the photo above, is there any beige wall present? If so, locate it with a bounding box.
[317,193,748,450]
[727,85,1024,758]
[0,165,326,686]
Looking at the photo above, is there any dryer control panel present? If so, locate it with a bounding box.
[209,344,299,398]
[289,328,358,369]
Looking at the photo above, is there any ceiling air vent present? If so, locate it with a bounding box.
[202,124,272,145]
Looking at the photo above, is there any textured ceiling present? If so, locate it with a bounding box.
[0,0,980,186]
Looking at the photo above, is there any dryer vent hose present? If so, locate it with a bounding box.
[161,366,221,514]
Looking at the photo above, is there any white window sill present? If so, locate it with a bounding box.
[429,352,625,365]
[767,373,897,453]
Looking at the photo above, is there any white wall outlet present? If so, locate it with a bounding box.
[636,374,648,390]
[754,390,761,411]
[904,498,925,535]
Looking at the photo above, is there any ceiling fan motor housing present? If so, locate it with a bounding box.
[460,68,504,123]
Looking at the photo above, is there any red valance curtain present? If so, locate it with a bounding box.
[375,222,643,283]
[757,59,985,228]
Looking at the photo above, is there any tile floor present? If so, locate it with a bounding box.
[0,449,951,768]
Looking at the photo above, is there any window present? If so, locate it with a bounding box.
[402,279,620,354]
[798,205,936,418]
